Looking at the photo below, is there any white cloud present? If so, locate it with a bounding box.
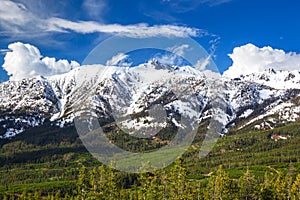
[0,0,200,38]
[223,43,300,78]
[207,0,232,6]
[10,0,69,19]
[47,18,199,38]
[82,0,107,19]
[0,49,9,55]
[194,56,211,71]
[0,0,39,32]
[151,44,190,66]
[154,54,177,66]
[161,0,232,13]
[208,35,220,56]
[106,53,131,67]
[3,42,79,80]
[166,44,190,57]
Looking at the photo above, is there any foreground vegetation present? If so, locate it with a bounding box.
[0,121,300,199]
[2,161,300,199]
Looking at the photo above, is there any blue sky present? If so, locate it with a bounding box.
[0,0,300,81]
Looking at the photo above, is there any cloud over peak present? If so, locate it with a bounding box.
[106,53,131,67]
[3,42,79,81]
[223,43,300,78]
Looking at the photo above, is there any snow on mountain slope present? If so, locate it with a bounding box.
[0,61,213,138]
[240,100,300,130]
[223,69,300,130]
[0,76,59,115]
[0,62,300,139]
[237,68,300,89]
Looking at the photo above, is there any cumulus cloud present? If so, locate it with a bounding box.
[3,42,79,80]
[0,0,200,38]
[223,43,300,78]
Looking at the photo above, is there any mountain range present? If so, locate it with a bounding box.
[1,60,300,139]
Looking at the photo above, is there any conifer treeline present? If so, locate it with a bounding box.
[3,160,300,200]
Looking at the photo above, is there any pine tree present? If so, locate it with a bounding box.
[273,173,287,199]
[168,158,189,200]
[97,165,107,198]
[77,166,91,200]
[3,194,8,200]
[54,191,60,200]
[291,174,300,200]
[88,167,100,199]
[195,180,204,200]
[63,193,72,200]
[21,189,28,200]
[148,171,161,199]
[130,183,140,200]
[237,168,258,200]
[139,171,151,200]
[46,193,52,200]
[205,165,231,200]
[106,165,118,200]
[286,162,294,200]
[259,172,275,200]
[33,190,41,200]
[160,168,169,199]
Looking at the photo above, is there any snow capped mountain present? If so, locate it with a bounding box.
[0,61,209,138]
[0,62,300,139]
[238,68,300,89]
[224,69,300,130]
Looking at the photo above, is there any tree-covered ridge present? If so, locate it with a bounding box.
[1,121,300,199]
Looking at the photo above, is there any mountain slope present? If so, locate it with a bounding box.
[0,63,300,139]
